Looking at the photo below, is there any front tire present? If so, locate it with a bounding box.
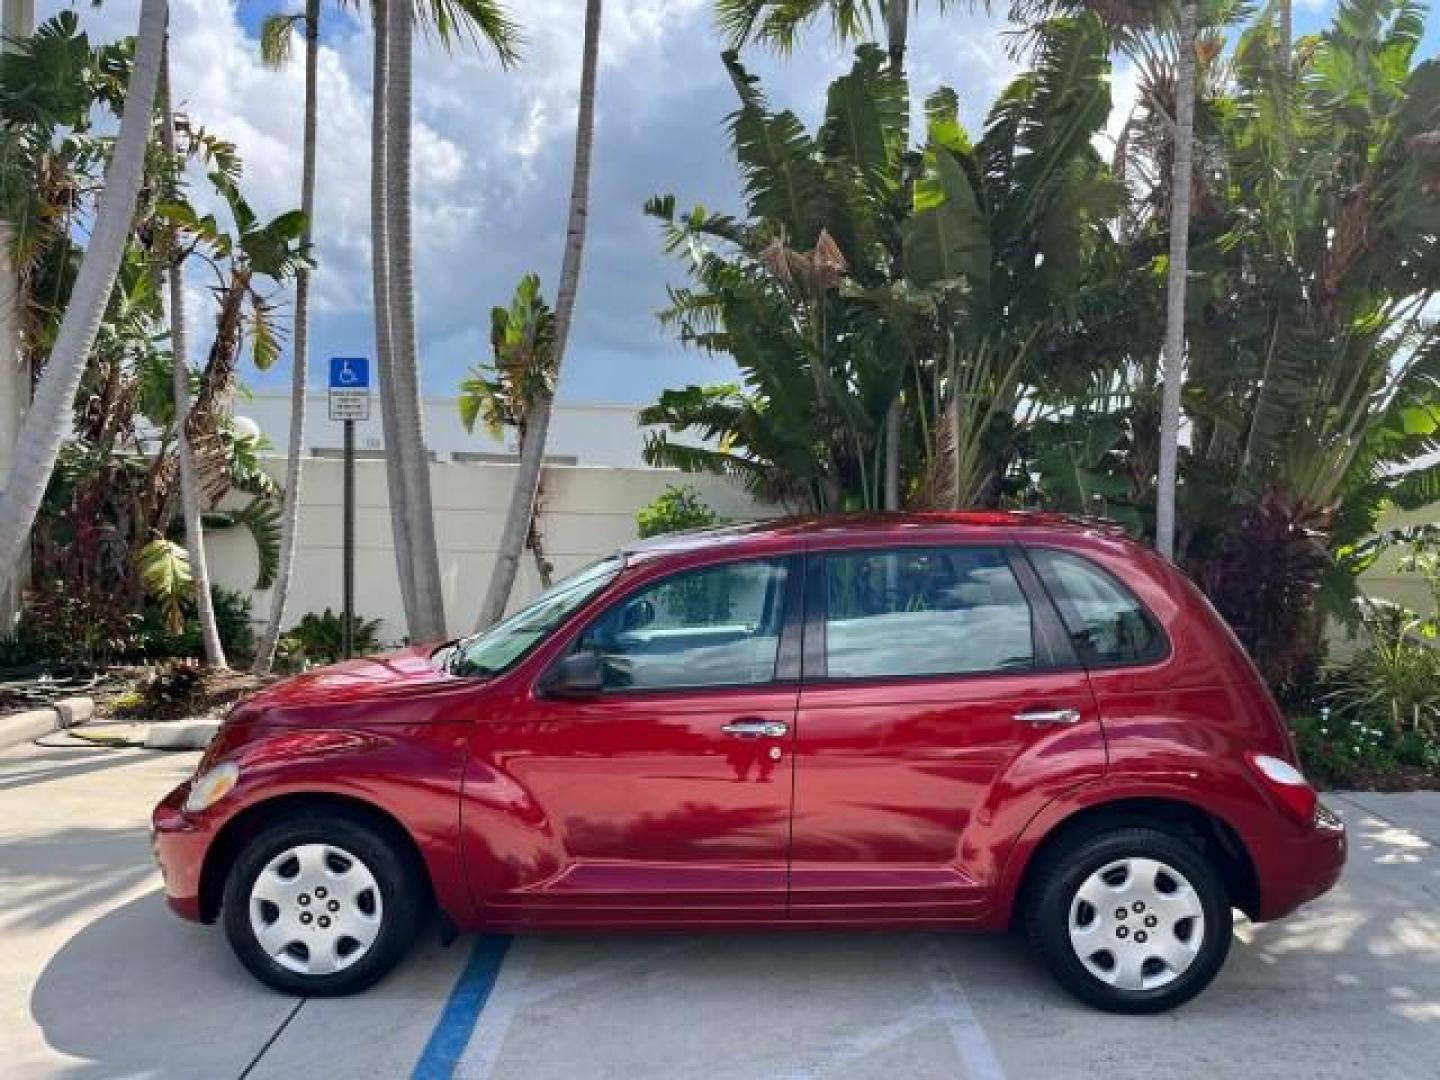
[222,811,423,996]
[1026,826,1232,1013]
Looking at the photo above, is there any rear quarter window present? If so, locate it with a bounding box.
[1027,547,1167,667]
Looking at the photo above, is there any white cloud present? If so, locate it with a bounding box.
[36,0,1094,407]
[1098,58,1140,159]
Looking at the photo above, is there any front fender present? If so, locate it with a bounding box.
[192,722,474,924]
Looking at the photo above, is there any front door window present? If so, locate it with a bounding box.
[574,559,792,690]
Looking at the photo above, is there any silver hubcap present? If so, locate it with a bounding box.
[1068,856,1205,992]
[249,843,383,976]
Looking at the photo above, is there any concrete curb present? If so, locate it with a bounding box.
[0,707,61,751]
[143,717,222,750]
[0,695,98,752]
[54,696,95,728]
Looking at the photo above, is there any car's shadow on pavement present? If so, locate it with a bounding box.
[25,801,1440,1080]
[30,890,297,1080]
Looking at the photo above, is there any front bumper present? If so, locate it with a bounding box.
[1250,801,1347,922]
[150,779,213,922]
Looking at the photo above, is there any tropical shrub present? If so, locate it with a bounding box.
[636,485,720,538]
[644,19,1127,513]
[1295,562,1440,785]
[278,609,382,668]
[8,580,143,666]
[110,660,209,722]
[1,10,298,670]
[138,587,255,664]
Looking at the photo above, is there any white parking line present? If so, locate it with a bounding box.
[921,936,1008,1080]
[449,933,1006,1080]
[454,941,535,1080]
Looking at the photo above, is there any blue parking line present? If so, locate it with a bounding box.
[412,934,513,1080]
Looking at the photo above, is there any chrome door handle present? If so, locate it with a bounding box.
[1014,707,1082,726]
[722,719,790,739]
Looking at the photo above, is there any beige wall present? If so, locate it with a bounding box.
[203,460,773,645]
[1356,504,1440,617]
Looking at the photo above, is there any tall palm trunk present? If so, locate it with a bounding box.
[254,0,321,673]
[0,0,167,597]
[881,0,907,511]
[384,0,447,640]
[370,0,419,637]
[160,36,226,668]
[0,0,34,632]
[1155,0,1198,560]
[476,0,601,630]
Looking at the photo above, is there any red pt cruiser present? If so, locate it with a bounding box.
[153,514,1345,1013]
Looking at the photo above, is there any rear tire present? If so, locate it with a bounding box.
[1026,826,1231,1013]
[222,811,423,996]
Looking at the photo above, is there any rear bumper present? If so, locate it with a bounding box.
[150,780,213,923]
[1250,801,1347,922]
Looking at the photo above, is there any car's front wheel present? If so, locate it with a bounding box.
[1027,826,1232,1013]
[222,811,424,995]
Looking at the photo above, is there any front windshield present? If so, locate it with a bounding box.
[450,556,623,677]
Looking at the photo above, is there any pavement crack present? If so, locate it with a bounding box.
[237,997,307,1080]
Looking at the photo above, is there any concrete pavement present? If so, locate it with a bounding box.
[1,738,1437,1079]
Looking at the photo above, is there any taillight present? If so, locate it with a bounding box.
[1247,752,1318,824]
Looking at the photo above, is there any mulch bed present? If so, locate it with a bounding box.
[1314,763,1439,793]
[99,664,279,725]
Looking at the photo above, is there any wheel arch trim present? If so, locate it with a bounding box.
[198,789,447,924]
[995,783,1263,925]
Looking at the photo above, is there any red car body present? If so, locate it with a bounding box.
[152,514,1344,941]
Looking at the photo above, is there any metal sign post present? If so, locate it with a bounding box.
[328,358,371,659]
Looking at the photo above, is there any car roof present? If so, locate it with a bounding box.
[621,511,1128,564]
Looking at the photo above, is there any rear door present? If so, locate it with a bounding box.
[789,542,1105,923]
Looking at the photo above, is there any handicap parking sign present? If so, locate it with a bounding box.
[328,357,371,421]
[330,357,370,389]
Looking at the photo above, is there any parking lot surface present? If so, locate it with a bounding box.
[2,739,1437,1079]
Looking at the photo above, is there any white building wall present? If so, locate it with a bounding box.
[204,459,773,645]
[236,392,661,468]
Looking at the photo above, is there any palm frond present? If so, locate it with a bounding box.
[259,13,302,70]
[419,0,523,67]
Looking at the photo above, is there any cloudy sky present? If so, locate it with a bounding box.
[35,0,1433,406]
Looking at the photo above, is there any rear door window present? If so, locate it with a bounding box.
[821,547,1035,679]
[1027,548,1166,666]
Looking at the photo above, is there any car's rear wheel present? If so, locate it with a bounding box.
[222,812,423,995]
[1027,826,1232,1013]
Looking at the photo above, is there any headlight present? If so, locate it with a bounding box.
[184,761,240,814]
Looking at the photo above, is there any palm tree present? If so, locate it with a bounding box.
[383,0,447,641]
[646,20,1119,517]
[253,0,322,673]
[1153,0,1197,560]
[159,34,227,668]
[459,273,558,587]
[0,0,35,632]
[476,0,600,630]
[719,0,924,511]
[372,0,519,641]
[0,0,167,600]
[370,0,419,636]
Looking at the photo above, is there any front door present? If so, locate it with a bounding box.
[469,556,802,927]
[789,543,1105,923]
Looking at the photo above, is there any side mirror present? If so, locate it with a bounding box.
[540,650,605,698]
